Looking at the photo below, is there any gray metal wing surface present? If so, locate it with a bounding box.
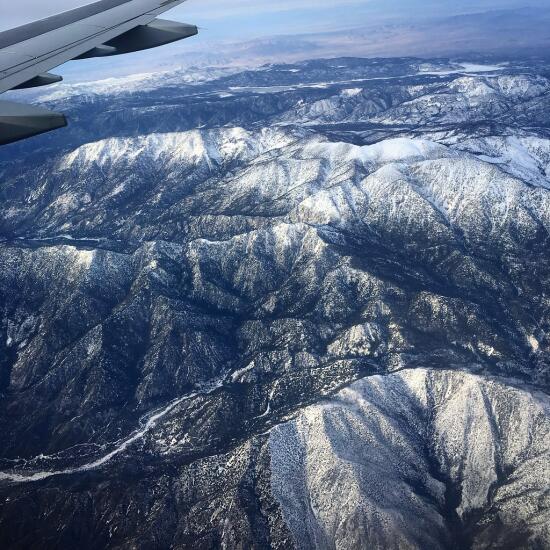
[0,0,197,144]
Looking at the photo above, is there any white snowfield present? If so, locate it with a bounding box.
[60,127,297,170]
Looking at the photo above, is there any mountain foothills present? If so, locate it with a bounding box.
[0,57,549,549]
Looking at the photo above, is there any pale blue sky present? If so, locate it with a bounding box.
[2,0,548,81]
[2,0,547,37]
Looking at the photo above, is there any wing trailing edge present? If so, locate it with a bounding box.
[13,73,64,90]
[76,19,197,59]
[101,19,198,57]
[0,101,67,145]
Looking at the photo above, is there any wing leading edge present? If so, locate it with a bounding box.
[0,0,197,145]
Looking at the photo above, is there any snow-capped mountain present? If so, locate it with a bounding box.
[270,369,550,550]
[0,57,549,549]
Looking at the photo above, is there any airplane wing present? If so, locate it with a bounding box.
[0,0,197,145]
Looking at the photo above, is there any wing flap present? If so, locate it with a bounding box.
[0,101,67,145]
[13,73,64,90]
[103,19,198,55]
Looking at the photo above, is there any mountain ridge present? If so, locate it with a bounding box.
[0,57,549,549]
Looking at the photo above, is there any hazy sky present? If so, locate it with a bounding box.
[1,0,548,82]
[1,0,548,38]
[2,0,373,38]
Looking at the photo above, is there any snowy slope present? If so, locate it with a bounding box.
[270,369,550,550]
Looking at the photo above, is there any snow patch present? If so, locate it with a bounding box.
[306,137,446,166]
[231,363,255,382]
[528,335,539,352]
[72,248,95,270]
[478,342,497,357]
[341,88,363,97]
